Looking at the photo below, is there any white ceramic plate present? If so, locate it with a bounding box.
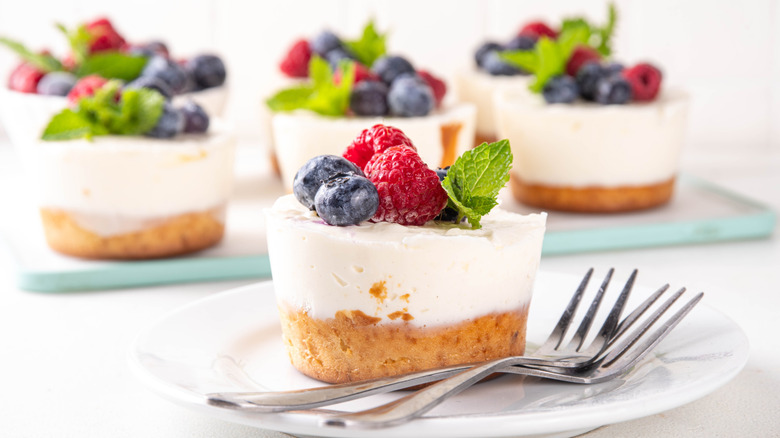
[128,271,749,438]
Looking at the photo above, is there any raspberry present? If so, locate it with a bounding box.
[566,46,601,77]
[279,39,311,78]
[519,21,558,39]
[343,124,416,170]
[85,17,126,53]
[334,62,379,86]
[365,146,448,226]
[7,63,45,93]
[622,63,662,102]
[417,70,447,108]
[67,75,109,105]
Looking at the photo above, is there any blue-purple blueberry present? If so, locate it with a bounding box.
[314,174,379,226]
[180,101,210,133]
[36,72,77,96]
[349,80,389,116]
[293,155,363,210]
[372,55,415,84]
[387,75,434,117]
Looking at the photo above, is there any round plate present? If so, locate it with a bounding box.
[128,271,748,438]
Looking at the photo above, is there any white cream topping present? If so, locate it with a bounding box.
[265,194,546,327]
[20,123,236,236]
[494,88,689,187]
[270,103,476,191]
[454,69,531,137]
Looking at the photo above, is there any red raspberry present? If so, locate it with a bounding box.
[7,63,45,93]
[85,17,126,53]
[343,124,417,170]
[279,39,311,78]
[566,45,601,77]
[519,21,558,39]
[622,63,663,102]
[334,62,379,86]
[365,146,448,226]
[417,70,447,108]
[67,75,109,105]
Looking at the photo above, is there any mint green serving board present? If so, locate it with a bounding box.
[4,174,775,292]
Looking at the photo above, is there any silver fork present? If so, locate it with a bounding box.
[321,289,704,429]
[208,268,658,412]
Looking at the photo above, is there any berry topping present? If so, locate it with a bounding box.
[67,75,109,104]
[519,21,558,39]
[325,47,356,70]
[474,42,503,68]
[334,62,379,85]
[141,55,189,94]
[293,155,363,210]
[185,54,226,90]
[482,51,523,76]
[146,102,184,138]
[372,55,415,84]
[388,74,434,117]
[575,62,607,101]
[604,62,625,75]
[85,18,126,53]
[36,72,77,96]
[542,75,579,104]
[125,75,173,99]
[433,166,460,222]
[365,146,448,226]
[622,63,662,102]
[128,41,170,59]
[594,75,632,105]
[314,174,379,226]
[279,39,311,78]
[343,124,416,170]
[180,101,210,134]
[505,35,537,51]
[565,46,601,77]
[417,70,446,108]
[309,30,343,57]
[349,80,389,117]
[8,63,45,93]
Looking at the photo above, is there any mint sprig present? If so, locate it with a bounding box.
[344,21,387,67]
[441,140,513,229]
[266,56,355,116]
[76,52,147,81]
[0,37,63,73]
[42,81,165,141]
[56,23,91,66]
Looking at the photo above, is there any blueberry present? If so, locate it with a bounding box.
[505,35,537,51]
[142,55,189,94]
[435,166,450,182]
[350,80,389,116]
[325,47,356,70]
[146,102,184,138]
[594,76,633,105]
[180,101,210,133]
[314,174,379,226]
[388,75,435,117]
[372,55,415,84]
[36,72,77,96]
[604,62,625,76]
[474,41,503,68]
[185,54,226,90]
[125,75,173,99]
[433,166,460,222]
[129,41,169,58]
[293,155,363,210]
[309,30,343,57]
[542,75,579,104]
[482,51,523,76]
[575,62,608,101]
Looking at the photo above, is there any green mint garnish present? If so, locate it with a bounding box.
[266,56,355,116]
[76,52,147,81]
[441,140,513,229]
[344,21,387,67]
[42,81,164,141]
[0,37,63,73]
[56,23,91,66]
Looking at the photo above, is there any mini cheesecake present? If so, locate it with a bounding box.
[265,194,546,383]
[494,87,689,212]
[271,104,476,191]
[21,124,235,259]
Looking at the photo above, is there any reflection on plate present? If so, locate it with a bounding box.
[128,271,748,438]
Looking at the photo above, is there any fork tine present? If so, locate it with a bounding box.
[581,269,636,354]
[609,283,670,346]
[539,268,594,350]
[567,268,614,351]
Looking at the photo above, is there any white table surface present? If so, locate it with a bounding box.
[1,140,778,438]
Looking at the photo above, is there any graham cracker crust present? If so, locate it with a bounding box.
[510,173,676,213]
[278,305,529,384]
[40,207,226,260]
[474,132,498,148]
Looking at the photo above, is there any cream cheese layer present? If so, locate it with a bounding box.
[454,69,531,137]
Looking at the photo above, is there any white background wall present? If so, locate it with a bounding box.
[1,0,778,155]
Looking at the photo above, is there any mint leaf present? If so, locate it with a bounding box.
[0,37,63,72]
[42,110,95,141]
[441,140,513,229]
[76,52,147,81]
[344,21,387,67]
[595,3,617,56]
[498,50,538,73]
[308,55,333,88]
[56,23,90,66]
[265,56,355,116]
[266,86,315,111]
